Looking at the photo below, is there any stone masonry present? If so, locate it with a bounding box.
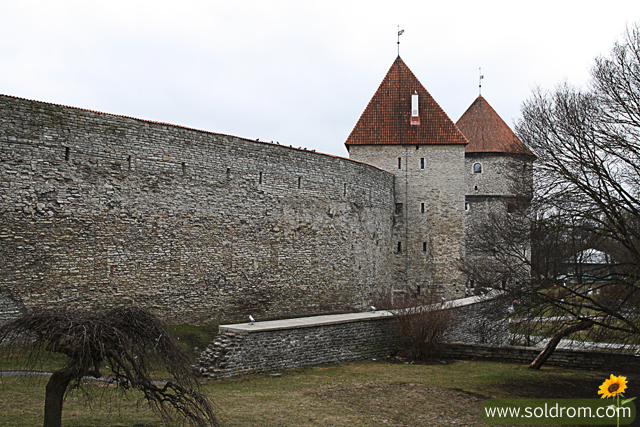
[0,94,395,324]
[349,144,467,299]
[194,295,509,378]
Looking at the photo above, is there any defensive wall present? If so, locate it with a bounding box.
[0,94,395,324]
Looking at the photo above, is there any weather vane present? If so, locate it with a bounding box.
[479,67,484,95]
[397,26,404,56]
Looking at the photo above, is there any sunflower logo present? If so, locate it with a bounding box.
[599,374,628,399]
[597,374,635,427]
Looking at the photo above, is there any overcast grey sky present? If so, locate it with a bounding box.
[1,1,639,157]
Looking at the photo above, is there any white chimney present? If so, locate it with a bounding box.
[411,90,420,125]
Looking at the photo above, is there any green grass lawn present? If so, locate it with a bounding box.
[2,323,637,426]
[2,359,636,427]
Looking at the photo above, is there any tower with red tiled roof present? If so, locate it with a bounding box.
[345,57,468,298]
[456,95,534,291]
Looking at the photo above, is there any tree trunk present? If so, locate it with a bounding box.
[43,370,74,427]
[529,321,593,370]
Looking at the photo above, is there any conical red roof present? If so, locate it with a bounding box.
[345,57,468,147]
[456,95,534,156]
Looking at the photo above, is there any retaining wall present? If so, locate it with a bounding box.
[194,295,638,378]
[195,312,399,378]
[195,295,506,378]
[440,342,640,371]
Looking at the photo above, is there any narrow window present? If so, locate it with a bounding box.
[226,168,231,179]
[422,242,427,252]
[421,202,425,213]
[64,147,70,161]
[343,183,347,197]
[259,171,263,184]
[420,158,424,169]
[470,279,475,288]
[465,202,470,211]
[473,163,482,173]
[417,285,421,296]
[297,177,301,189]
[398,157,402,169]
[397,242,402,253]
[395,203,403,215]
[501,281,507,290]
[474,185,478,192]
[181,162,186,175]
[127,155,132,170]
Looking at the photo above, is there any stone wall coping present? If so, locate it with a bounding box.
[219,294,491,334]
[443,294,496,309]
[219,311,394,333]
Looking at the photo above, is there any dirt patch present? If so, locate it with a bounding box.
[307,379,489,426]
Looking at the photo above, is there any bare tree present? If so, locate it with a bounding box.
[465,24,640,369]
[376,290,453,361]
[0,306,218,427]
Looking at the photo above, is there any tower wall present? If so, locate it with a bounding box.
[465,153,532,196]
[464,153,534,290]
[348,144,466,298]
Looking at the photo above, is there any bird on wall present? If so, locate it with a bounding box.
[249,315,255,325]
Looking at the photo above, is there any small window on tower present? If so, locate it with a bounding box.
[420,158,424,169]
[395,203,403,215]
[398,157,402,169]
[397,242,402,253]
[473,163,482,173]
[421,202,425,213]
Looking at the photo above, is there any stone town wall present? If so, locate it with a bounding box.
[0,294,24,326]
[0,94,395,324]
[348,144,466,298]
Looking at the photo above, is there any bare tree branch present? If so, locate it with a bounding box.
[0,306,218,427]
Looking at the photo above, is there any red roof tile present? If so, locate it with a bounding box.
[345,57,468,147]
[456,95,534,156]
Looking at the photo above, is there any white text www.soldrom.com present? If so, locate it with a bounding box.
[484,404,631,419]
[481,399,636,425]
